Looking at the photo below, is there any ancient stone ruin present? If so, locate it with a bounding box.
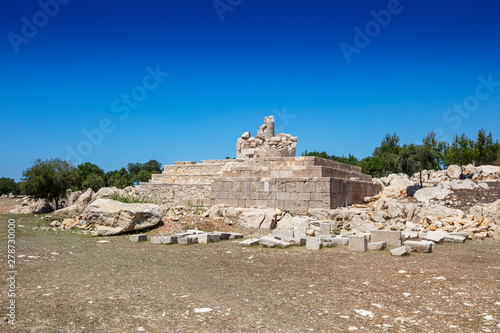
[140,116,381,214]
[236,115,297,159]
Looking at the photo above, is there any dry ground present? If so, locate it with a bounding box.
[0,209,499,333]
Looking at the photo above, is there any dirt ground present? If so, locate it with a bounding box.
[1,209,499,332]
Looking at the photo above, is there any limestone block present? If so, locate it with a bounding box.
[403,240,433,253]
[129,234,148,242]
[239,238,260,247]
[390,246,411,256]
[367,241,387,251]
[150,236,164,244]
[319,222,331,235]
[348,236,367,252]
[306,237,322,250]
[370,230,402,247]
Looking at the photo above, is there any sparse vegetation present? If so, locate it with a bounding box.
[109,193,156,204]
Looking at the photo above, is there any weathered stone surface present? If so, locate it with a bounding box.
[239,238,260,247]
[370,230,402,247]
[129,234,147,242]
[424,231,448,244]
[76,188,95,208]
[414,187,452,203]
[238,208,276,229]
[228,232,244,239]
[83,199,161,236]
[259,235,291,248]
[272,229,294,242]
[177,236,193,245]
[275,214,310,230]
[331,237,349,245]
[197,234,210,244]
[446,165,462,179]
[403,240,433,253]
[319,222,331,235]
[306,237,322,250]
[348,235,367,252]
[367,241,387,251]
[390,246,411,256]
[150,236,164,244]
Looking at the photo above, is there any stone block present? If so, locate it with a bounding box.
[177,237,193,245]
[423,231,447,244]
[197,234,209,244]
[370,230,402,247]
[331,237,349,245]
[367,241,387,251]
[239,238,260,247]
[390,246,411,256]
[319,222,331,235]
[209,234,221,242]
[259,236,292,248]
[212,231,231,240]
[228,233,244,239]
[321,241,338,248]
[306,237,322,250]
[163,236,173,244]
[150,236,164,244]
[272,229,294,242]
[403,240,433,253]
[348,236,367,252]
[401,231,419,240]
[443,234,466,243]
[129,234,147,242]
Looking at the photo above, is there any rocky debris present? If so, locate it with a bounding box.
[83,199,161,236]
[390,246,411,256]
[129,234,148,242]
[9,198,55,214]
[275,214,311,230]
[414,186,453,203]
[75,188,95,208]
[236,116,297,159]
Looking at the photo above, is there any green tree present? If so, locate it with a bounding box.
[445,133,475,174]
[21,158,79,209]
[474,129,499,166]
[77,162,104,190]
[81,173,105,192]
[105,168,134,189]
[0,178,20,195]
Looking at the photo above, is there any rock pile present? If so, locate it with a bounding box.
[236,116,297,159]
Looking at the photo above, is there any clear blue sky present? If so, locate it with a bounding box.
[1,0,500,180]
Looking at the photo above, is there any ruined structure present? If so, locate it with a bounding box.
[140,116,381,214]
[237,116,297,159]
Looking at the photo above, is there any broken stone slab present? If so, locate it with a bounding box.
[228,233,244,239]
[449,232,469,239]
[129,234,148,242]
[306,237,322,250]
[420,240,436,249]
[259,236,292,248]
[319,234,332,242]
[163,236,173,244]
[295,237,307,245]
[403,240,433,253]
[150,236,164,244]
[239,238,260,247]
[390,246,411,256]
[209,233,221,242]
[424,231,447,244]
[370,230,402,247]
[319,222,331,235]
[443,234,466,243]
[367,241,387,251]
[348,235,367,252]
[198,233,222,244]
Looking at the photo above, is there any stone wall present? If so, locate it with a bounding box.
[139,183,211,206]
[210,177,380,215]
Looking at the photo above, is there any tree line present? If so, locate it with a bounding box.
[304,129,500,178]
[0,159,163,206]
